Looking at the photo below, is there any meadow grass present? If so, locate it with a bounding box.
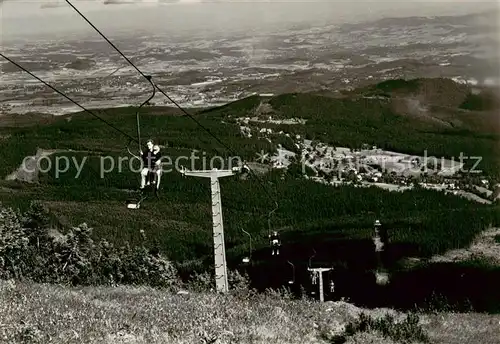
[1,280,499,344]
[494,235,500,244]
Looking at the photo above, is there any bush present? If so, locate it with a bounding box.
[0,202,179,289]
[347,312,429,343]
[185,268,256,297]
[186,270,215,292]
[493,234,500,244]
[0,206,29,280]
[322,312,430,344]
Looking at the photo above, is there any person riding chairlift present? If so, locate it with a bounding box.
[140,140,162,193]
[329,279,335,293]
[311,270,318,285]
[269,231,281,255]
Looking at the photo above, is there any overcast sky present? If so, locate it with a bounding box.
[1,0,498,42]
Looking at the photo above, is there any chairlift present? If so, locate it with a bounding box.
[287,261,295,284]
[269,230,281,256]
[241,229,252,263]
[308,248,316,268]
[308,249,317,284]
[125,76,158,209]
[267,202,278,237]
[267,202,281,256]
[328,268,335,293]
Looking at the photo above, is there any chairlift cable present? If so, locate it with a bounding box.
[267,201,279,237]
[241,228,252,261]
[287,260,295,284]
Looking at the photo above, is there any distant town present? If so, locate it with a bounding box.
[238,113,499,205]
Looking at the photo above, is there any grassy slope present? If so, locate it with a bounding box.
[0,78,499,265]
[1,280,499,344]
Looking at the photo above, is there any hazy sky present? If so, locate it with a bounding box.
[1,0,498,42]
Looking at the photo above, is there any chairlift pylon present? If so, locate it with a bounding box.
[266,201,281,255]
[269,230,281,256]
[328,267,335,293]
[126,194,147,209]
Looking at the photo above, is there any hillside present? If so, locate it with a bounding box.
[0,77,499,310]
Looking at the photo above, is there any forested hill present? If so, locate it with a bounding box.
[0,77,499,266]
[202,77,500,177]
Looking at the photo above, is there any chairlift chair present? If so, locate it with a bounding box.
[266,202,280,256]
[308,248,317,284]
[328,268,335,293]
[329,279,335,293]
[311,271,318,285]
[126,194,147,209]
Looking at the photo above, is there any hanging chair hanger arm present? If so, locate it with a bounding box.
[267,201,279,235]
[135,75,156,152]
[242,229,252,251]
[127,139,140,160]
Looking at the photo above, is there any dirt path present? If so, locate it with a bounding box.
[4,148,105,184]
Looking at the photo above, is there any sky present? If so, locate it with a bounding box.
[0,0,498,42]
[1,0,497,17]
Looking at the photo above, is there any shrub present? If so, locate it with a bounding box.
[186,270,215,292]
[184,268,256,298]
[495,234,500,244]
[0,202,179,289]
[321,312,430,343]
[0,206,28,280]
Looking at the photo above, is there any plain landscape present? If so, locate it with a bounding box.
[1,2,500,343]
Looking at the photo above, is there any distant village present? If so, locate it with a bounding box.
[236,113,500,205]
